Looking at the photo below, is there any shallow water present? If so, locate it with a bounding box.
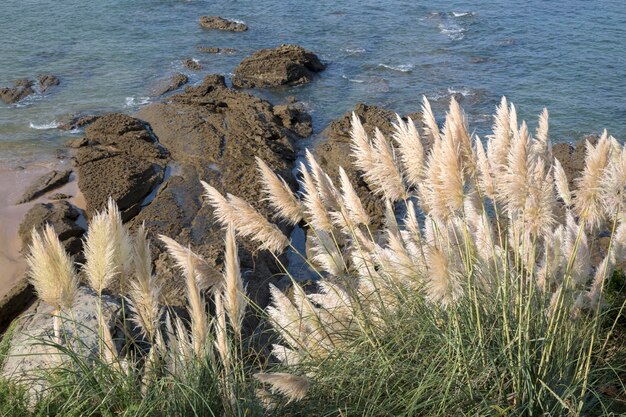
[2,0,625,165]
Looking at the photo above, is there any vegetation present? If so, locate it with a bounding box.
[1,97,624,416]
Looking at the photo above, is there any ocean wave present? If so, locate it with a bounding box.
[341,74,365,83]
[452,12,474,17]
[29,120,60,130]
[343,47,365,55]
[438,22,465,40]
[125,96,151,107]
[378,63,414,73]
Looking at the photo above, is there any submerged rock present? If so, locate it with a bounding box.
[197,46,237,54]
[17,169,72,204]
[232,44,326,88]
[182,59,202,71]
[199,15,247,32]
[154,73,189,96]
[74,113,168,220]
[37,74,60,92]
[0,79,35,104]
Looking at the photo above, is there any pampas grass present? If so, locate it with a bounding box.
[254,373,310,404]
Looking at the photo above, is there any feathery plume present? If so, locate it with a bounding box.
[338,166,369,226]
[160,235,219,290]
[256,157,303,225]
[600,145,626,219]
[128,225,161,342]
[309,230,346,276]
[553,158,572,206]
[183,250,208,355]
[27,224,78,311]
[574,132,611,230]
[266,284,304,349]
[424,246,463,308]
[106,198,133,290]
[223,225,246,336]
[392,114,425,187]
[349,112,375,175]
[254,373,310,403]
[83,211,117,295]
[366,128,407,201]
[421,96,440,143]
[300,162,334,232]
[532,108,550,162]
[305,149,341,210]
[214,292,231,369]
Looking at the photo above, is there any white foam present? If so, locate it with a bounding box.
[378,63,414,73]
[438,22,466,40]
[341,74,365,83]
[29,120,60,130]
[343,47,366,55]
[125,96,151,107]
[452,12,474,17]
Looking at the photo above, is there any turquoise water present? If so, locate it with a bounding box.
[1,0,625,166]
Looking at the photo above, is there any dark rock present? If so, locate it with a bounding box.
[65,137,90,148]
[17,169,72,204]
[154,73,188,96]
[133,74,304,307]
[273,101,312,137]
[49,193,71,200]
[182,59,202,71]
[0,79,35,104]
[58,114,100,131]
[315,103,425,227]
[232,44,326,88]
[37,74,60,92]
[0,278,36,334]
[75,113,167,219]
[18,200,85,256]
[197,46,237,54]
[199,16,247,32]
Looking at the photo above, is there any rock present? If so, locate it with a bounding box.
[18,200,85,256]
[232,44,326,88]
[0,278,36,334]
[58,114,100,131]
[273,101,312,137]
[65,137,90,148]
[2,287,121,397]
[199,16,247,32]
[133,74,304,307]
[182,59,202,71]
[197,46,236,54]
[315,103,425,227]
[154,73,188,96]
[0,79,35,104]
[16,169,72,204]
[49,193,71,200]
[74,113,167,219]
[37,74,60,92]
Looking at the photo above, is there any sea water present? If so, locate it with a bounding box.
[1,0,625,167]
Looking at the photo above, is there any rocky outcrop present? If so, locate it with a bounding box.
[58,114,101,131]
[197,46,237,54]
[199,16,247,32]
[16,169,72,204]
[37,74,60,92]
[182,59,202,71]
[18,200,85,256]
[2,287,121,397]
[232,44,326,88]
[134,74,303,307]
[273,100,312,138]
[154,73,189,96]
[74,113,168,219]
[0,79,34,104]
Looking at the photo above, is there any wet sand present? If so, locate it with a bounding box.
[0,159,85,300]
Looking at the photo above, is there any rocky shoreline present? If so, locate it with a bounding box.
[0,18,606,335]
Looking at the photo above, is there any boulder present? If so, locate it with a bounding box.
[182,59,202,71]
[18,200,85,256]
[154,73,188,96]
[2,287,121,398]
[133,74,304,307]
[273,101,312,138]
[74,113,168,219]
[232,44,326,88]
[199,16,247,32]
[16,169,72,204]
[0,79,34,104]
[37,74,60,92]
